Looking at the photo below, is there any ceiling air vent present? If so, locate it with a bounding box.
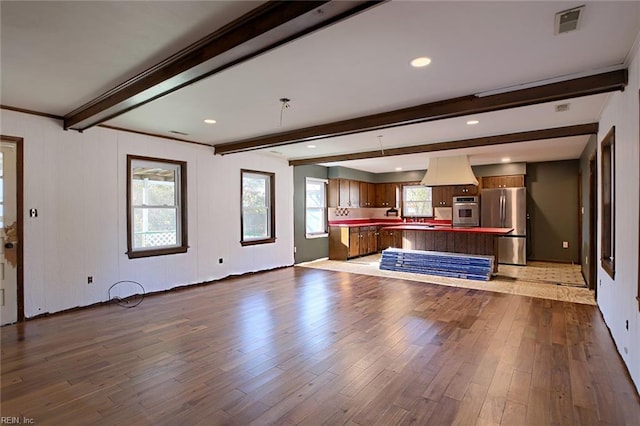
[169,130,189,136]
[555,103,570,112]
[555,5,584,34]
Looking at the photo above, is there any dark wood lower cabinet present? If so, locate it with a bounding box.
[400,229,499,272]
[348,228,360,258]
[329,226,381,260]
[379,229,402,251]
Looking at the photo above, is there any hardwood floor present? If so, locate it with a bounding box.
[2,267,639,425]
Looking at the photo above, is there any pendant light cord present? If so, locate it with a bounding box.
[378,135,385,155]
[279,98,290,127]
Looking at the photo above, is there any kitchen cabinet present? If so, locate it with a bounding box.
[328,179,361,207]
[329,226,380,260]
[453,184,479,196]
[375,183,398,207]
[481,175,525,188]
[379,228,402,250]
[359,182,376,207]
[349,180,360,207]
[432,186,454,207]
[366,226,379,253]
[328,179,340,207]
[349,227,360,257]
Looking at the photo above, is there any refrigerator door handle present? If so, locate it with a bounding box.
[499,193,505,227]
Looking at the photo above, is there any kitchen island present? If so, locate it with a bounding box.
[381,224,513,273]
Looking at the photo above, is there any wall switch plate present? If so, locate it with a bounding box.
[562,241,569,249]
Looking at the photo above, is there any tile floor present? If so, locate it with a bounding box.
[298,254,596,305]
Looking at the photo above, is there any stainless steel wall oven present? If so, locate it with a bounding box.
[452,196,479,227]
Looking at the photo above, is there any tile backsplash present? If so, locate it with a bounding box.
[328,207,402,221]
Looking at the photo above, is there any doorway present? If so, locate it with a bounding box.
[0,136,24,325]
[588,154,597,296]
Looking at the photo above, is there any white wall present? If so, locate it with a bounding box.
[0,110,294,317]
[596,38,640,393]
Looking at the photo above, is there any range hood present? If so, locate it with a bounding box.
[420,155,479,186]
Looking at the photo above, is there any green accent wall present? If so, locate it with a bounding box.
[526,160,580,263]
[293,165,329,263]
[327,166,376,182]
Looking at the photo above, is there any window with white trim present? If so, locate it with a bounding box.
[402,184,433,217]
[241,169,275,246]
[127,155,187,259]
[305,177,328,238]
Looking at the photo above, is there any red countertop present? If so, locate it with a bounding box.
[329,218,451,228]
[381,224,513,235]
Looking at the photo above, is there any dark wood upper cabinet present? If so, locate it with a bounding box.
[376,183,398,208]
[359,182,376,207]
[432,186,454,207]
[349,180,360,207]
[452,184,478,196]
[481,175,525,188]
[328,179,340,208]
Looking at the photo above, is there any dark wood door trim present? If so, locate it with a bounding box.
[0,135,24,322]
[589,154,597,293]
[289,123,598,166]
[215,69,626,155]
[63,1,384,131]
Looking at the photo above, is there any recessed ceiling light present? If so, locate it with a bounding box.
[410,57,431,68]
[395,167,403,171]
[501,157,511,163]
[203,119,217,124]
[466,120,479,125]
[307,145,316,149]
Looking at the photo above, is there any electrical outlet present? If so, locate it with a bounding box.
[562,241,569,249]
[218,258,223,264]
[87,276,93,284]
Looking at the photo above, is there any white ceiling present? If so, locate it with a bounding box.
[2,1,639,173]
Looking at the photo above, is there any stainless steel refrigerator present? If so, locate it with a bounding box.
[481,187,527,265]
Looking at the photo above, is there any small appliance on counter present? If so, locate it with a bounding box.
[452,196,480,227]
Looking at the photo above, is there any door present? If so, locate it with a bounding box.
[0,139,21,325]
[589,155,597,292]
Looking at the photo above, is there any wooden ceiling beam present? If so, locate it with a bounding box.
[288,123,599,166]
[63,0,384,131]
[215,69,625,155]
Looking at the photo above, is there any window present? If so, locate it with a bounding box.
[305,177,328,238]
[127,155,187,259]
[402,184,433,217]
[600,127,615,278]
[241,170,275,246]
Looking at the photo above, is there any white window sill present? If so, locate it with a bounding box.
[306,233,328,239]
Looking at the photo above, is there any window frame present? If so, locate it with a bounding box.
[402,184,433,218]
[305,177,328,239]
[126,155,188,259]
[241,169,276,246]
[600,126,615,279]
